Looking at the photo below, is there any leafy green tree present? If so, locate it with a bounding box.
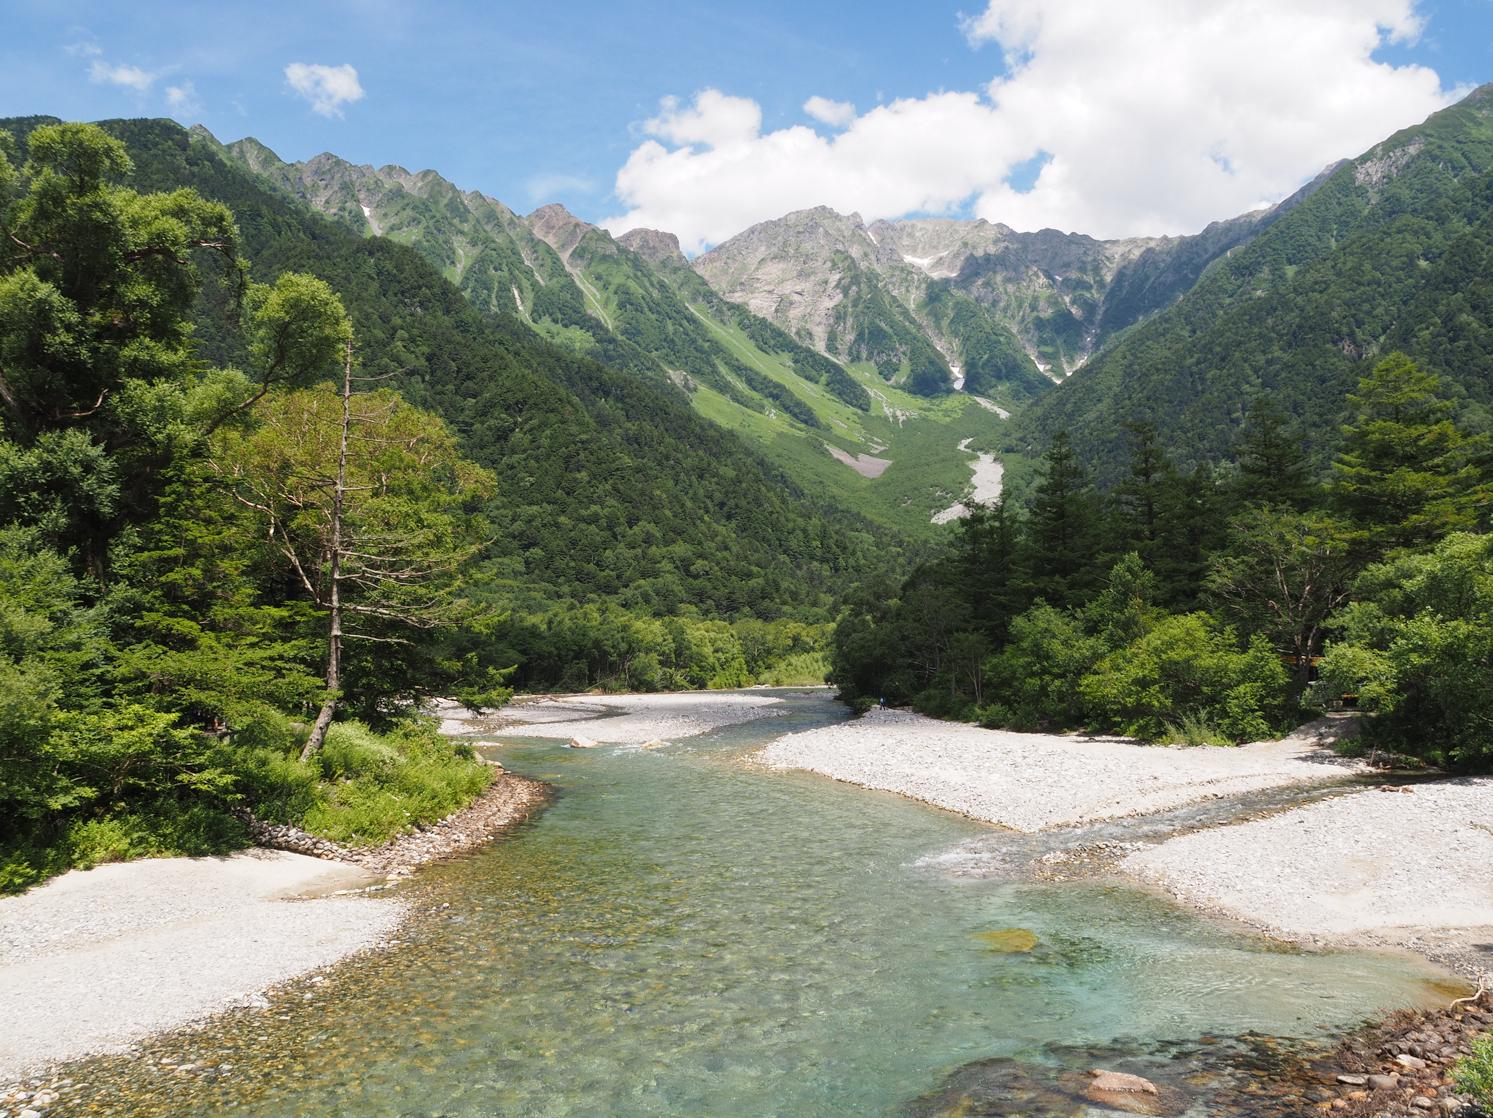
[1331,353,1485,556]
[1315,532,1493,771]
[0,123,237,566]
[213,374,495,759]
[982,602,1103,730]
[1206,506,1356,690]
[1079,613,1288,743]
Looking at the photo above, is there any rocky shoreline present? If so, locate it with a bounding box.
[238,764,551,877]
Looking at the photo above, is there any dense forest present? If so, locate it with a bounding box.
[0,122,862,890]
[834,354,1492,770]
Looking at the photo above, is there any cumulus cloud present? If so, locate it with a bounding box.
[604,0,1454,253]
[89,60,155,93]
[804,96,856,128]
[285,62,365,118]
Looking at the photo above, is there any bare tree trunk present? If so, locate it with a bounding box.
[301,342,353,763]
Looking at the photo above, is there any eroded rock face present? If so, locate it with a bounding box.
[617,228,688,268]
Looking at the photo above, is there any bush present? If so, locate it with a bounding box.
[1079,613,1288,742]
[1454,1033,1493,1108]
[1315,533,1493,771]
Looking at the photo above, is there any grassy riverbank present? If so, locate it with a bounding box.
[0,719,491,894]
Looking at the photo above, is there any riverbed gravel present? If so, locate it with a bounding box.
[439,690,788,744]
[756,707,1363,831]
[1122,779,1493,947]
[0,851,403,1084]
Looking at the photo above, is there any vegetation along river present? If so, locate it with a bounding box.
[65,691,1459,1116]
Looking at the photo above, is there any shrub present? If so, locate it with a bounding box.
[1315,533,1493,770]
[1079,613,1288,742]
[1454,1033,1493,1108]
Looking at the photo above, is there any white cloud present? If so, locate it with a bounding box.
[284,62,365,118]
[604,0,1454,253]
[645,89,761,147]
[804,95,856,128]
[89,60,155,93]
[165,81,202,118]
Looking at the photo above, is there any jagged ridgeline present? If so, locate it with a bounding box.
[0,115,899,617]
[197,135,1019,531]
[1013,83,1493,479]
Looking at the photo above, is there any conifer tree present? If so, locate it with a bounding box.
[1331,352,1483,556]
[1235,398,1314,511]
[1024,431,1103,606]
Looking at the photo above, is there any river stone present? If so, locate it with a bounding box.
[640,739,668,750]
[1089,1070,1159,1094]
[568,736,600,749]
[974,928,1039,953]
[1367,1074,1397,1090]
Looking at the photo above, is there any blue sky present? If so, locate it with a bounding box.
[2,1,1491,247]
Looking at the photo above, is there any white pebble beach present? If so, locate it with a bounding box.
[756,707,1363,831]
[0,850,403,1084]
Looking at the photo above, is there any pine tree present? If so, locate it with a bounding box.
[1024,431,1103,607]
[1235,398,1314,510]
[955,495,1020,644]
[1331,353,1484,556]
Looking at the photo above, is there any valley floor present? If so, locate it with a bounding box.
[758,708,1493,979]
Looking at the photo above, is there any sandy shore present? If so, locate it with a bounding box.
[757,707,1361,831]
[1123,779,1493,974]
[0,851,402,1084]
[437,689,787,745]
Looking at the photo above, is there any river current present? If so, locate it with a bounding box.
[68,690,1456,1116]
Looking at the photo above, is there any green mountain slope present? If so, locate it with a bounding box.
[2,115,899,617]
[1012,84,1493,478]
[206,138,1011,532]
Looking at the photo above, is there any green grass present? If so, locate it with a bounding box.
[1454,1033,1493,1107]
[299,721,492,847]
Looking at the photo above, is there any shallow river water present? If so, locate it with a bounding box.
[67,690,1458,1116]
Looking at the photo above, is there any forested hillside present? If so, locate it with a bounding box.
[835,355,1491,770]
[204,138,1010,532]
[0,115,898,620]
[1014,84,1493,478]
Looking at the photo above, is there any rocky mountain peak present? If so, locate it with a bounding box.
[617,228,687,267]
[526,203,614,261]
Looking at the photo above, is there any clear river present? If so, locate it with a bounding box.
[74,690,1458,1116]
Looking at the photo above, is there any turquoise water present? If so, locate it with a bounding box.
[75,691,1455,1116]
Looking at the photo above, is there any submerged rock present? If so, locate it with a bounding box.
[974,928,1039,953]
